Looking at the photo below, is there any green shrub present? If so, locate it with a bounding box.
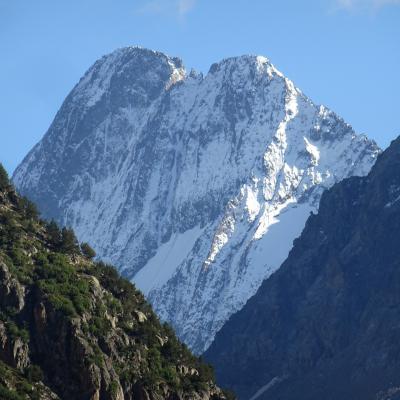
[18,196,39,220]
[196,361,215,382]
[81,242,96,259]
[6,321,30,343]
[222,388,237,400]
[10,247,27,266]
[161,366,179,388]
[88,346,104,368]
[25,364,44,383]
[89,316,111,336]
[109,381,120,396]
[0,163,10,190]
[47,293,76,316]
[16,380,33,395]
[46,220,61,248]
[36,253,91,316]
[60,227,80,254]
[0,384,25,400]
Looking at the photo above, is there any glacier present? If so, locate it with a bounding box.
[13,47,380,353]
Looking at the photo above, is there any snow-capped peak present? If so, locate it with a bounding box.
[13,47,380,354]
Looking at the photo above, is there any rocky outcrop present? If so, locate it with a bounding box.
[0,321,30,370]
[0,260,25,311]
[205,136,400,400]
[13,47,379,353]
[0,175,230,399]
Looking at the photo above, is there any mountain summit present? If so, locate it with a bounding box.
[14,47,379,353]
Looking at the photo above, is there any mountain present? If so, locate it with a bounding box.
[204,136,400,400]
[13,46,379,353]
[0,166,229,400]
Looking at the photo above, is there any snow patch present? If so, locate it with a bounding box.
[248,377,285,400]
[134,226,204,295]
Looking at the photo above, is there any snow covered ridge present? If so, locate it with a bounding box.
[13,46,380,354]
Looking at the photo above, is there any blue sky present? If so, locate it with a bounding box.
[1,0,399,174]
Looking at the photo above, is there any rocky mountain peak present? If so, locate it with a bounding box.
[13,47,380,354]
[73,46,186,109]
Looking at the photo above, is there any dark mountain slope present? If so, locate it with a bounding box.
[205,136,400,400]
[0,165,230,400]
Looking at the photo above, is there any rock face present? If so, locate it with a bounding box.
[13,46,379,353]
[204,136,400,400]
[0,174,228,400]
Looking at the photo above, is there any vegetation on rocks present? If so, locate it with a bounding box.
[0,163,231,400]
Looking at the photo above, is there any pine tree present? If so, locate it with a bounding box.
[47,220,61,248]
[60,227,80,254]
[0,163,10,190]
[81,242,96,259]
[19,196,39,220]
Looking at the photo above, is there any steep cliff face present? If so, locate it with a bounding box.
[0,170,229,400]
[13,47,379,353]
[205,136,400,400]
